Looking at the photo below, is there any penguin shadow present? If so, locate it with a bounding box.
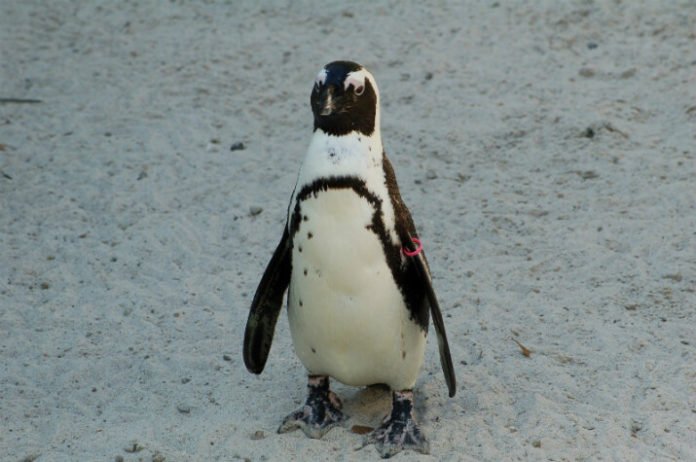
[339,384,428,431]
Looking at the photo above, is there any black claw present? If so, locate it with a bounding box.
[278,376,347,438]
[364,390,429,458]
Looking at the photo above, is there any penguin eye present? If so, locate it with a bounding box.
[344,72,366,96]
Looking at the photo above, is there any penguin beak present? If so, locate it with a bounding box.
[318,85,336,116]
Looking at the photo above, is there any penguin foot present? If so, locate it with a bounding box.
[278,375,347,438]
[363,390,429,458]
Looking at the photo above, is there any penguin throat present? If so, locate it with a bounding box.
[314,130,383,174]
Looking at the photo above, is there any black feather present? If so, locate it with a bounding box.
[243,228,292,374]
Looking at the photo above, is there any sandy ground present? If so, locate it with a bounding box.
[1,1,695,461]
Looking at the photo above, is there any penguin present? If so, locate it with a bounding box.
[243,60,456,458]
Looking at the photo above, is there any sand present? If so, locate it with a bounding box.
[1,1,695,461]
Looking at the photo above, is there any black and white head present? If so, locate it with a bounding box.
[311,61,380,137]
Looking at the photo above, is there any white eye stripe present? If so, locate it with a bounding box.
[344,71,368,92]
[315,67,372,94]
[315,69,328,87]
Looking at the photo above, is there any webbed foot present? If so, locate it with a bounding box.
[364,390,429,458]
[278,375,347,438]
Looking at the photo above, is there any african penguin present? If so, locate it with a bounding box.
[243,60,456,458]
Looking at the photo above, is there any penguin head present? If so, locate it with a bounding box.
[311,61,379,137]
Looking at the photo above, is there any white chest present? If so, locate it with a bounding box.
[292,187,388,299]
[286,188,425,390]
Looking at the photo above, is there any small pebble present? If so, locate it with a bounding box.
[425,170,437,180]
[663,273,682,282]
[223,354,232,361]
[230,142,245,151]
[350,425,374,435]
[579,67,596,78]
[124,442,143,453]
[250,430,265,440]
[582,127,595,138]
[578,170,599,180]
[532,440,542,448]
[249,206,263,216]
[620,68,637,79]
[177,404,191,414]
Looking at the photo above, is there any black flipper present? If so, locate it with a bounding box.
[383,154,456,397]
[243,227,292,374]
[405,237,457,398]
